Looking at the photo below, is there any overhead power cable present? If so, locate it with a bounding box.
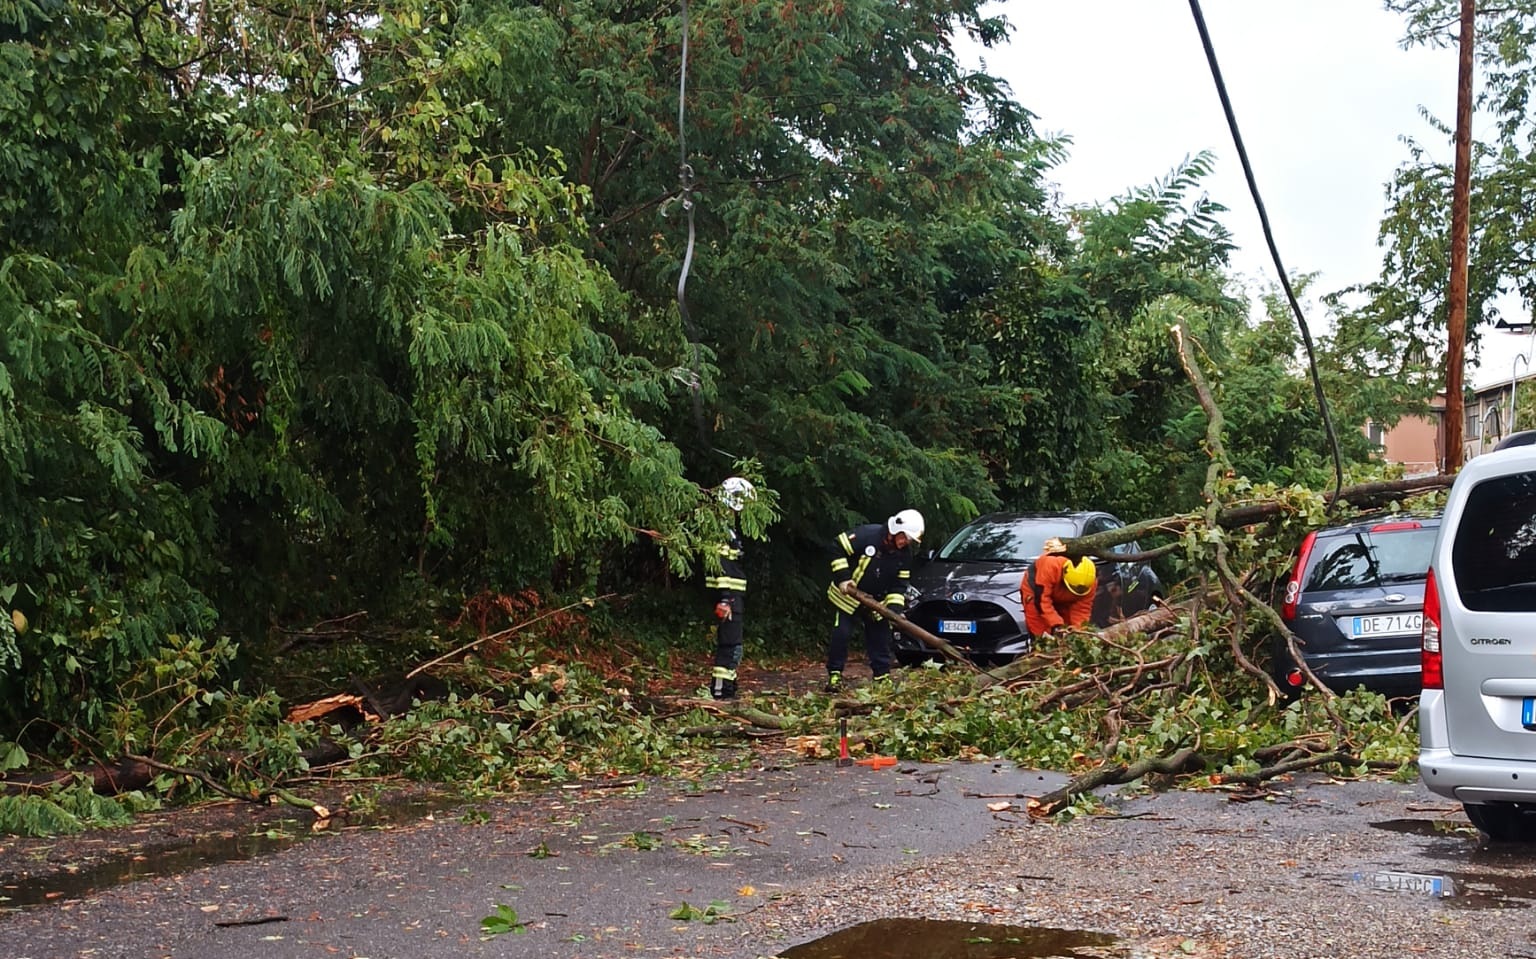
[674,0,718,456]
[1187,0,1345,503]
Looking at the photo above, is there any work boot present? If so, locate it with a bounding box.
[710,669,738,700]
[823,671,842,694]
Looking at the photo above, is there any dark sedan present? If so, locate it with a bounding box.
[899,511,1164,666]
[1274,514,1440,699]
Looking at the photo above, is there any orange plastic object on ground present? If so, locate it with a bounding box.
[854,755,897,769]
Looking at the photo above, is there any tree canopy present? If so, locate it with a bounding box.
[1344,1,1536,382]
[1,0,1410,750]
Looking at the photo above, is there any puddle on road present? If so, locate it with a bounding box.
[1439,870,1536,910]
[775,918,1120,959]
[2,825,304,910]
[0,795,455,911]
[1349,819,1536,910]
[1368,818,1472,839]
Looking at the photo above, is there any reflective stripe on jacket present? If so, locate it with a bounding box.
[826,522,912,614]
[705,528,747,596]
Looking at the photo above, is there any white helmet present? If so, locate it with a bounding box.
[719,476,756,512]
[888,508,925,543]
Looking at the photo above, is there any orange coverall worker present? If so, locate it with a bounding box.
[1022,553,1097,639]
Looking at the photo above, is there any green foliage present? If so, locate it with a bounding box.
[974,156,1239,517]
[88,635,318,804]
[469,0,1067,579]
[356,653,689,791]
[479,903,529,938]
[668,900,734,924]
[0,0,1439,795]
[0,781,149,837]
[0,0,752,744]
[622,830,662,851]
[834,614,1417,803]
[1352,3,1536,379]
[0,738,26,772]
[1080,266,1402,525]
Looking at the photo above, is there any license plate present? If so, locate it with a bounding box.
[1349,612,1422,638]
[938,619,976,634]
[1357,870,1455,897]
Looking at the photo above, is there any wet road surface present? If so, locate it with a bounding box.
[3,759,1535,958]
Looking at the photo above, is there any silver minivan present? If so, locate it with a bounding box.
[1419,445,1536,840]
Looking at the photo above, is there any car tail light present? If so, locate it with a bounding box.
[1280,531,1316,621]
[1369,520,1423,533]
[1422,567,1443,690]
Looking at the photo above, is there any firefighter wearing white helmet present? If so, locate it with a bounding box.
[823,508,924,691]
[719,476,754,512]
[706,477,755,699]
[888,508,925,543]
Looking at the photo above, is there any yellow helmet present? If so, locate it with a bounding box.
[1063,557,1096,596]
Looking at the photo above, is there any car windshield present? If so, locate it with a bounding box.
[936,517,1078,564]
[1304,526,1438,591]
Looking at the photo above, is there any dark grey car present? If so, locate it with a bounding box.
[899,511,1163,666]
[1274,515,1440,699]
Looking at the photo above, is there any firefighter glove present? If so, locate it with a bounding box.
[714,601,732,621]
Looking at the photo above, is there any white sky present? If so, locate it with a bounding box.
[967,0,1459,301]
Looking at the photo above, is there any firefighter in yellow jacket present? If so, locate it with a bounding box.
[824,509,925,691]
[707,477,754,699]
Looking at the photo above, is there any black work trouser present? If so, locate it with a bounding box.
[712,595,744,670]
[826,608,893,677]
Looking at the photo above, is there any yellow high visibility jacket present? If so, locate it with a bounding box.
[826,522,912,614]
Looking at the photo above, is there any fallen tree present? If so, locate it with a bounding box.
[1067,474,1453,566]
[0,328,1437,831]
[657,324,1432,814]
[0,670,452,812]
[1028,747,1206,818]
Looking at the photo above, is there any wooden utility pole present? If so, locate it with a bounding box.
[1444,0,1475,472]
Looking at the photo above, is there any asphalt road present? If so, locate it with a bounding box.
[1,759,1068,958]
[4,759,1536,959]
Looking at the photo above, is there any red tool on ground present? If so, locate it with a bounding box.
[836,717,853,767]
[855,755,897,769]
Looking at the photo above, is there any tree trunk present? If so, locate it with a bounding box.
[844,586,983,671]
[1028,747,1205,818]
